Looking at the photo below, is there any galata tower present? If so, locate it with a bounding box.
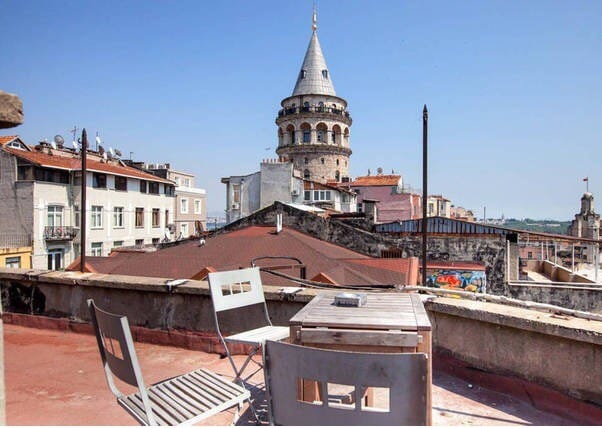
[275,10,352,184]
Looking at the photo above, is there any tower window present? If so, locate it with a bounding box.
[304,158,308,164]
[303,131,311,143]
[304,169,310,180]
[300,69,307,79]
[321,158,325,164]
[322,70,328,78]
[336,159,339,166]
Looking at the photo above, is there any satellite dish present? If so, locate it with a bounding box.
[102,152,108,161]
[108,147,115,158]
[54,135,64,148]
[114,149,122,157]
[377,167,383,175]
[98,145,105,156]
[49,141,57,150]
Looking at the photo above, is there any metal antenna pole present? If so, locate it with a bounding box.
[80,129,88,272]
[422,105,428,287]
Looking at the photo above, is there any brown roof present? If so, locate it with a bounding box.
[67,226,416,286]
[350,174,401,187]
[3,146,173,184]
[0,135,19,146]
[303,179,355,194]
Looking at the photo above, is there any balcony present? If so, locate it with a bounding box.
[43,226,78,241]
[277,105,352,125]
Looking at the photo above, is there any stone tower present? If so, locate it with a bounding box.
[275,11,352,184]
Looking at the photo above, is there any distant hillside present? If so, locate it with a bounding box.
[503,218,571,235]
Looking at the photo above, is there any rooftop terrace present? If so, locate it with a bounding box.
[4,323,577,426]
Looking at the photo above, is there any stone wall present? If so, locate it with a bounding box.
[222,202,509,293]
[508,282,602,313]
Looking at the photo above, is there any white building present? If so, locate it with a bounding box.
[0,136,175,270]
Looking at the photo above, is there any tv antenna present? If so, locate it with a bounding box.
[95,132,102,151]
[70,126,78,150]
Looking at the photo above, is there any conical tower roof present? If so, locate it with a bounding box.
[292,30,336,97]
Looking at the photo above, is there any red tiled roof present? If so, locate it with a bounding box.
[0,135,18,145]
[350,174,401,187]
[68,226,417,286]
[3,146,173,184]
[426,261,486,271]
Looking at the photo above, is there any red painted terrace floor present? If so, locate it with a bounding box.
[3,323,584,426]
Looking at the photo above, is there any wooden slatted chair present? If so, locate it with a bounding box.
[263,340,429,426]
[208,267,289,389]
[88,299,251,426]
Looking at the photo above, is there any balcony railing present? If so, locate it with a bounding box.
[44,226,78,241]
[278,106,351,120]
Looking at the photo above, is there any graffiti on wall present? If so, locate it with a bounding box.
[426,270,486,293]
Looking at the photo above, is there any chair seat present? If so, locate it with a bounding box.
[119,368,250,426]
[225,325,289,346]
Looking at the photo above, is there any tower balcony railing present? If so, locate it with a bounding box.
[277,106,352,121]
[44,226,79,241]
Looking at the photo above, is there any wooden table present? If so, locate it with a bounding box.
[290,292,432,424]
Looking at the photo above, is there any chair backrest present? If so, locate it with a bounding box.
[208,267,266,312]
[263,340,428,426]
[87,299,147,394]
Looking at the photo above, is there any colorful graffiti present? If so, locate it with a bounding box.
[426,270,486,293]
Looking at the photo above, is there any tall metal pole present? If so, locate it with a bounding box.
[422,105,428,287]
[80,129,87,272]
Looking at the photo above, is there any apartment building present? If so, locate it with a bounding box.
[142,164,207,237]
[0,136,175,270]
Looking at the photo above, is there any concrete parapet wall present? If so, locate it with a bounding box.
[1,268,601,409]
[426,297,602,407]
[508,282,602,313]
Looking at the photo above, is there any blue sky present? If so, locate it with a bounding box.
[3,0,601,220]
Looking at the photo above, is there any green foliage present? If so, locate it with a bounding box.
[503,219,571,234]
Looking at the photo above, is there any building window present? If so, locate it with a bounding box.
[313,190,331,201]
[5,257,21,268]
[165,210,170,226]
[152,208,160,227]
[91,242,102,257]
[304,157,308,165]
[335,170,340,181]
[47,249,63,270]
[342,193,349,203]
[93,173,106,188]
[300,69,306,79]
[113,241,123,249]
[165,184,174,196]
[232,185,240,204]
[194,200,202,214]
[336,159,339,166]
[74,205,80,228]
[185,178,190,187]
[181,223,188,237]
[528,251,533,259]
[47,206,63,227]
[321,158,325,164]
[357,203,363,213]
[322,69,328,78]
[181,198,188,214]
[135,207,144,228]
[304,191,311,201]
[317,101,324,112]
[304,169,310,180]
[139,180,147,193]
[149,182,159,194]
[115,176,127,191]
[175,177,181,186]
[135,239,144,247]
[91,206,103,228]
[113,207,124,228]
[303,130,310,143]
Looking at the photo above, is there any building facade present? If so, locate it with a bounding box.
[0,136,175,270]
[349,173,422,222]
[144,164,207,237]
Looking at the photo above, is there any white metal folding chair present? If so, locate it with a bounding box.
[88,299,251,426]
[263,340,429,426]
[208,267,289,388]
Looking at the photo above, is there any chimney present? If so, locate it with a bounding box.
[275,213,283,234]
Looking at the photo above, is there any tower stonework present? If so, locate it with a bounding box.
[275,18,352,184]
